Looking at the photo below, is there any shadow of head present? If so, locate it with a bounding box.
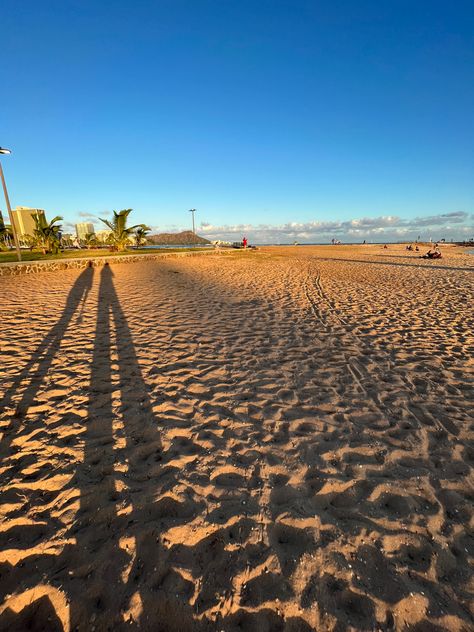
[0,595,64,632]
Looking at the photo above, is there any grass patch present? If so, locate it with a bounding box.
[0,247,211,264]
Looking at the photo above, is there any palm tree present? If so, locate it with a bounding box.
[83,232,98,249]
[20,234,36,251]
[99,209,145,251]
[134,225,151,248]
[0,216,13,249]
[32,213,63,254]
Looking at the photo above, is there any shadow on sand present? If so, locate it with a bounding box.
[310,255,474,273]
[0,262,472,631]
[0,265,312,631]
[0,265,94,463]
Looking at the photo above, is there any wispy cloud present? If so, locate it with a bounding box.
[61,222,76,233]
[78,211,98,219]
[198,211,473,243]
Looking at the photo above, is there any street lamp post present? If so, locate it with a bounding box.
[0,147,22,262]
[189,208,196,243]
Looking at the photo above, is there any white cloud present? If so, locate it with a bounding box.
[197,212,473,243]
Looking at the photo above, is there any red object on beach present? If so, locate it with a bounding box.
[242,236,248,248]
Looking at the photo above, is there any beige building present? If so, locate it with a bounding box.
[75,222,95,239]
[11,207,46,237]
[95,229,112,242]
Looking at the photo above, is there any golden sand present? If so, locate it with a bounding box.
[0,245,473,631]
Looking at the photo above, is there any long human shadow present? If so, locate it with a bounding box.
[66,264,199,630]
[0,264,178,631]
[0,266,94,460]
[65,263,124,628]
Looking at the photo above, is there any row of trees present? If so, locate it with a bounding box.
[0,209,150,254]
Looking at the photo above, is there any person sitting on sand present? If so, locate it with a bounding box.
[421,248,442,259]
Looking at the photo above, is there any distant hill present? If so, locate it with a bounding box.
[147,230,210,245]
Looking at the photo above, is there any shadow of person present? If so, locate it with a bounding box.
[0,265,94,460]
[0,594,64,632]
[64,264,197,630]
[1,263,230,630]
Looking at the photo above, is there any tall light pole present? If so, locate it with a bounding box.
[189,208,196,242]
[0,147,22,261]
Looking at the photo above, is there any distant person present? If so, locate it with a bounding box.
[421,248,442,259]
[383,244,388,249]
[242,236,248,248]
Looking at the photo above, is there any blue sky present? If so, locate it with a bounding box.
[1,0,473,242]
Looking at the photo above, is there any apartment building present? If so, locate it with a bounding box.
[75,222,95,239]
[10,206,46,237]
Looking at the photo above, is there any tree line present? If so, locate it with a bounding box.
[0,209,150,254]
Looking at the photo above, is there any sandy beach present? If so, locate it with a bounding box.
[0,244,473,632]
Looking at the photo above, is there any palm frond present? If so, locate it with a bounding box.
[99,218,114,231]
